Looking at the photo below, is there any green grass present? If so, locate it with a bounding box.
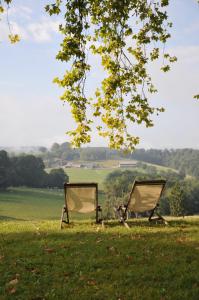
[63,168,115,189]
[63,164,178,189]
[0,217,199,299]
[73,160,120,168]
[0,188,105,221]
[0,188,64,221]
[0,167,197,299]
[143,162,178,172]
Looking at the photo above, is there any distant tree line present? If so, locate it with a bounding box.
[37,143,199,178]
[0,150,69,190]
[131,149,199,178]
[103,169,199,218]
[39,142,120,167]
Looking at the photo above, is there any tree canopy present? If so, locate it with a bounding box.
[0,150,11,190]
[45,0,177,150]
[103,168,199,217]
[1,1,198,150]
[0,150,69,189]
[0,0,20,43]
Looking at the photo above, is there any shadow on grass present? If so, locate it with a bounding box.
[0,198,23,204]
[0,215,26,221]
[168,218,199,227]
[98,217,199,228]
[0,219,199,300]
[104,219,166,228]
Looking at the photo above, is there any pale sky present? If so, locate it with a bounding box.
[0,0,199,149]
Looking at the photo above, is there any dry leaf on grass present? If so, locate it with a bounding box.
[107,246,117,253]
[6,276,19,295]
[176,237,188,243]
[96,238,102,244]
[8,278,19,286]
[87,279,97,286]
[31,268,40,274]
[9,287,16,294]
[126,255,133,262]
[44,248,55,253]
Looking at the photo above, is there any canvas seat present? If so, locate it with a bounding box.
[60,182,103,228]
[115,180,167,227]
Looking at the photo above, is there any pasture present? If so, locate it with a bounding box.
[0,166,114,221]
[0,168,198,299]
[0,218,199,299]
[0,188,105,221]
[63,167,114,189]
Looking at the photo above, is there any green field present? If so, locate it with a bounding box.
[0,163,178,222]
[63,167,114,189]
[0,167,113,221]
[64,164,177,189]
[0,188,64,221]
[0,187,105,221]
[0,166,111,222]
[0,218,199,299]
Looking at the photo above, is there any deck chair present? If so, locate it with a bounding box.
[60,182,103,228]
[115,180,167,228]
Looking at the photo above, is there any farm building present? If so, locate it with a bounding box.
[63,162,83,168]
[119,160,137,168]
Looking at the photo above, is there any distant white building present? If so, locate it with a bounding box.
[119,160,137,168]
[63,162,83,168]
[63,162,73,168]
[82,163,96,169]
[71,163,83,168]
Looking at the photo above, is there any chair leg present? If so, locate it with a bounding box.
[148,208,168,225]
[96,205,104,226]
[114,206,130,228]
[60,205,69,229]
[122,219,130,229]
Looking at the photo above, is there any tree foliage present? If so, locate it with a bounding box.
[0,0,20,43]
[47,168,69,188]
[39,142,199,178]
[131,148,199,178]
[0,150,11,190]
[3,1,199,150]
[10,155,47,187]
[103,168,199,217]
[80,147,107,161]
[0,150,69,189]
[45,0,177,150]
[169,182,184,216]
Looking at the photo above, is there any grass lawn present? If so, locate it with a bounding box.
[0,217,199,299]
[0,188,105,221]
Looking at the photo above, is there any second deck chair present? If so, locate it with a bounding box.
[116,180,167,227]
[60,182,103,228]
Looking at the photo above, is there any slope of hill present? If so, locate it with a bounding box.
[0,187,105,221]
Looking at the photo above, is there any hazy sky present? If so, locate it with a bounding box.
[0,0,199,149]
